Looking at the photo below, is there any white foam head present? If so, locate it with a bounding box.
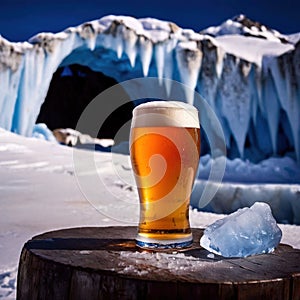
[131,101,200,128]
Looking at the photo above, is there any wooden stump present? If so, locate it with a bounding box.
[17,227,300,300]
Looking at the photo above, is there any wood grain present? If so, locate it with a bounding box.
[17,227,300,300]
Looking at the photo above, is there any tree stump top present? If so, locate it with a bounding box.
[17,226,300,300]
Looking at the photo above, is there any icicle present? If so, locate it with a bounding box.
[219,56,251,158]
[268,54,300,160]
[216,47,225,78]
[155,43,164,85]
[197,39,219,111]
[263,70,280,154]
[79,23,97,51]
[163,39,176,96]
[282,56,300,161]
[176,41,202,104]
[88,35,96,51]
[139,36,153,76]
[83,28,96,51]
[0,69,18,130]
[255,66,264,114]
[101,19,124,59]
[240,60,252,77]
[114,35,123,59]
[0,70,8,117]
[290,109,300,162]
[123,27,138,68]
[163,63,173,96]
[265,57,286,111]
[250,94,258,127]
[248,66,258,126]
[12,51,34,135]
[99,32,123,59]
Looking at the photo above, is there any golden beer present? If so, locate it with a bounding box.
[130,101,200,249]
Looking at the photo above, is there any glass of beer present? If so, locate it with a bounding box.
[130,101,200,249]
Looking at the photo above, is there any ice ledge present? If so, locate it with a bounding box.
[191,179,300,225]
[3,14,295,67]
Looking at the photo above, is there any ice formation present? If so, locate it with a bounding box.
[32,123,56,141]
[200,202,282,257]
[0,14,299,163]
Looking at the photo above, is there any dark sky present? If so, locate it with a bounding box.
[0,0,299,42]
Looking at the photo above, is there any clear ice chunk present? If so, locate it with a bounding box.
[200,202,282,258]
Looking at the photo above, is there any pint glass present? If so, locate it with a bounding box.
[130,101,200,249]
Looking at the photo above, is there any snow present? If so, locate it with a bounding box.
[0,128,300,298]
[200,202,282,257]
[286,33,300,44]
[99,15,145,36]
[202,14,289,43]
[214,35,293,66]
[139,17,174,42]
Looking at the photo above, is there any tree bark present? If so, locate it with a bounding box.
[17,227,300,300]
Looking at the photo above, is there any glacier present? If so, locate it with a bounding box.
[0,14,299,163]
[0,14,300,222]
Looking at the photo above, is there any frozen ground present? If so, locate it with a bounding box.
[0,128,300,299]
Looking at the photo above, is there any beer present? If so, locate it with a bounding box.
[130,101,200,249]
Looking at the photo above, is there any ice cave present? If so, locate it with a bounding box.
[0,14,300,222]
[36,64,134,143]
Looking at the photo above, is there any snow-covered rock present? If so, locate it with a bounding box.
[202,14,290,43]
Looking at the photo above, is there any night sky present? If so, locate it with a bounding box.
[0,0,299,42]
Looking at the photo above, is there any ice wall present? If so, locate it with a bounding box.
[0,15,299,162]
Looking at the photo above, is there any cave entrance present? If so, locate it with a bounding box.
[36,64,134,144]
